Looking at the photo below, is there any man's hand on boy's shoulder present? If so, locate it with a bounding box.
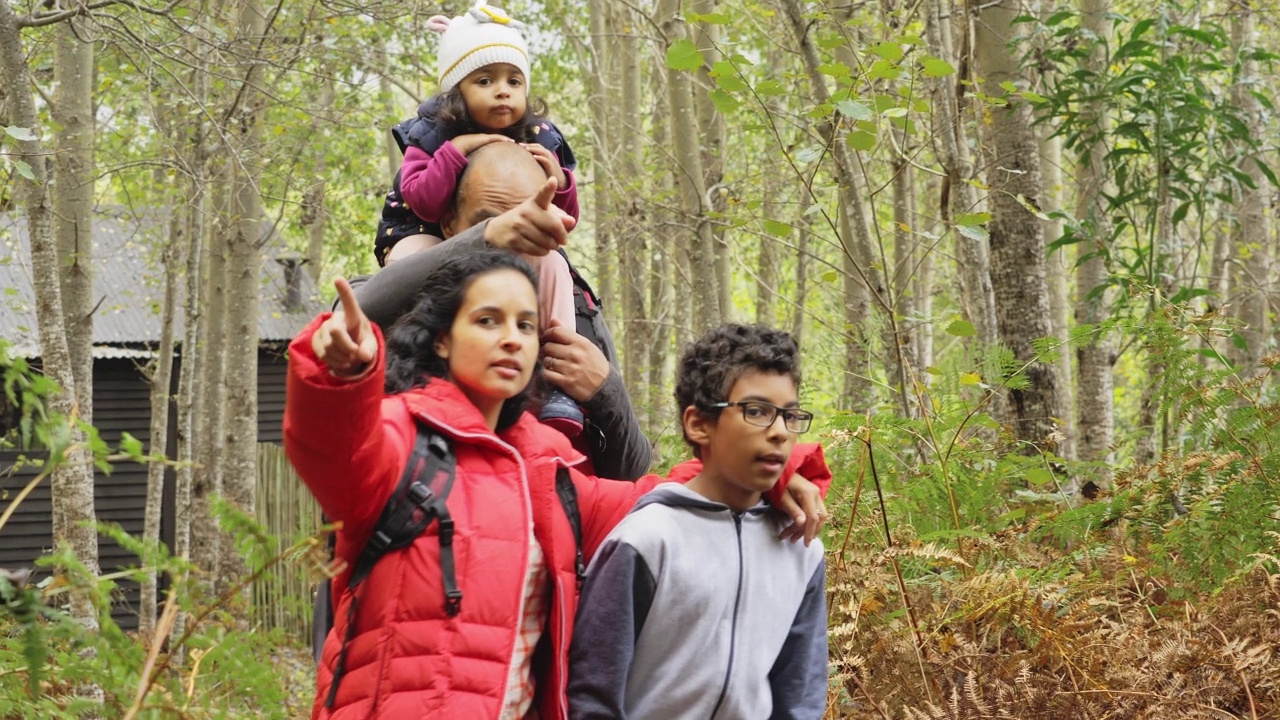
[775,474,828,547]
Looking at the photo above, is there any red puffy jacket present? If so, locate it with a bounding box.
[284,316,832,719]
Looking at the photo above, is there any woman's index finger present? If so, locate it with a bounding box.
[333,278,364,325]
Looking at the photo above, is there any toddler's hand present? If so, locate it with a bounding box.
[523,144,568,190]
[451,133,514,156]
[312,278,376,379]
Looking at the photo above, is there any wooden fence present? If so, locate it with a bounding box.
[251,443,322,643]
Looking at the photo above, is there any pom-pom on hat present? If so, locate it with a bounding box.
[429,1,531,94]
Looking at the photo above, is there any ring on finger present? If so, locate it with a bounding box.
[545,356,555,370]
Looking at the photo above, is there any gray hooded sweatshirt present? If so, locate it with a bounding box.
[567,483,828,720]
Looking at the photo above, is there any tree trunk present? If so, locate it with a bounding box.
[53,17,95,430]
[916,175,938,378]
[0,0,101,637]
[1040,117,1075,459]
[1073,0,1115,471]
[218,0,267,594]
[926,0,997,346]
[173,30,212,649]
[791,215,811,348]
[140,204,181,633]
[691,0,731,320]
[892,155,918,399]
[659,0,720,333]
[974,0,1061,448]
[375,38,400,182]
[192,161,229,583]
[617,6,648,415]
[1230,2,1272,374]
[779,0,886,409]
[646,68,675,445]
[587,0,615,315]
[302,79,334,283]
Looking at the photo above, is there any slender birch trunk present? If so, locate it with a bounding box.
[1074,0,1116,471]
[0,0,101,646]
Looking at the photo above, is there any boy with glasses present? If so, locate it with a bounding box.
[567,324,829,719]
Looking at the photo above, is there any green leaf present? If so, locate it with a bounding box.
[946,319,976,337]
[665,40,703,71]
[835,100,874,121]
[955,212,991,226]
[960,372,981,385]
[687,11,730,23]
[921,57,955,77]
[999,80,1018,93]
[957,224,988,241]
[1255,159,1279,188]
[710,61,747,91]
[817,63,852,81]
[817,34,845,50]
[871,42,903,62]
[119,432,144,459]
[5,125,36,141]
[1020,90,1048,103]
[708,88,739,113]
[846,130,876,151]
[795,145,824,164]
[756,80,786,97]
[1026,467,1054,486]
[821,270,838,282]
[763,219,791,237]
[14,160,35,181]
[869,59,901,80]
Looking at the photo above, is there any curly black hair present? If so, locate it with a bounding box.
[431,85,551,144]
[674,324,802,456]
[384,249,541,431]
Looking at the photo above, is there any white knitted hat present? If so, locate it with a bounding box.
[431,2,531,94]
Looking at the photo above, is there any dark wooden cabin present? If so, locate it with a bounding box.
[0,209,323,629]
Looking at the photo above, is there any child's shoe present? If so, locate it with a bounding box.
[541,390,584,438]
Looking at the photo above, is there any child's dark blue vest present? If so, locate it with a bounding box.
[374,97,577,266]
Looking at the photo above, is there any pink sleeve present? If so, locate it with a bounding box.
[399,142,470,222]
[536,250,577,334]
[284,315,408,539]
[553,168,579,222]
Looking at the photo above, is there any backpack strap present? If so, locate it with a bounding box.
[554,467,585,587]
[325,424,458,708]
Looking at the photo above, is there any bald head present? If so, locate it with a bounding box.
[443,143,550,237]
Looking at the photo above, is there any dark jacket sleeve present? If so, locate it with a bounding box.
[582,367,651,480]
[352,221,491,328]
[767,559,829,720]
[567,539,656,719]
[353,221,651,479]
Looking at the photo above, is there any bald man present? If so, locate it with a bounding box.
[354,142,650,481]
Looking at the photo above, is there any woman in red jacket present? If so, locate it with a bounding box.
[285,250,830,720]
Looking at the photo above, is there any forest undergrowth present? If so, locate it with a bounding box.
[822,319,1280,718]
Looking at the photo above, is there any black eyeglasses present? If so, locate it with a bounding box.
[711,401,814,433]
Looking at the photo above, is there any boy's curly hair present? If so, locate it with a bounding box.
[674,324,802,455]
[432,86,551,144]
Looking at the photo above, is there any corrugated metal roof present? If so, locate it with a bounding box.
[0,209,324,357]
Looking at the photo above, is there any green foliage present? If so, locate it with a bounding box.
[0,513,318,719]
[0,346,315,718]
[1029,2,1275,308]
